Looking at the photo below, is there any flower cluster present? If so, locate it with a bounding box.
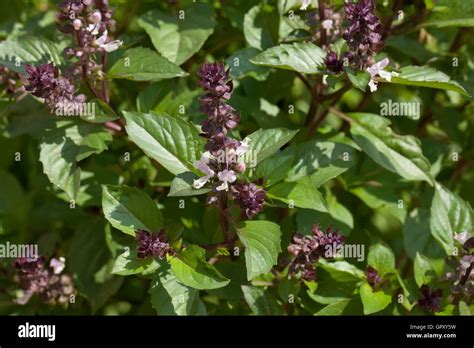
[193,62,266,219]
[0,66,26,96]
[342,0,384,69]
[418,285,443,313]
[25,63,85,112]
[56,0,121,88]
[445,232,474,304]
[13,256,74,305]
[365,266,382,288]
[231,183,266,219]
[135,229,176,260]
[288,224,345,280]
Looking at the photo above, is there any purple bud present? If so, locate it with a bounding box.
[418,285,443,312]
[135,229,176,260]
[231,183,266,219]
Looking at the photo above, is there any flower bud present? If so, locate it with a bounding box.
[89,11,102,24]
[72,19,82,30]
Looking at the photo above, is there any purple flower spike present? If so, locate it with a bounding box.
[418,285,443,312]
[231,183,266,219]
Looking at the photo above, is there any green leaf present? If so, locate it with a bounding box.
[267,181,328,212]
[39,121,112,200]
[149,265,206,315]
[422,0,474,27]
[102,185,163,236]
[430,183,473,255]
[241,285,282,315]
[367,243,396,277]
[68,219,123,313]
[111,247,160,276]
[243,5,276,50]
[314,299,352,316]
[0,36,63,74]
[246,128,298,166]
[107,47,188,81]
[255,151,295,186]
[137,4,216,65]
[226,47,270,81]
[404,208,444,260]
[169,245,230,290]
[387,66,469,96]
[282,140,357,183]
[168,172,211,197]
[123,111,203,175]
[345,67,371,92]
[414,252,436,287]
[350,113,434,184]
[359,282,392,315]
[250,42,326,74]
[318,259,365,282]
[236,220,282,281]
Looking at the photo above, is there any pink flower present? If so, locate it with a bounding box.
[216,169,237,191]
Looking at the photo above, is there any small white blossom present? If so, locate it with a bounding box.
[193,152,215,189]
[216,170,236,191]
[366,58,399,92]
[454,231,471,245]
[50,257,66,274]
[300,0,311,11]
[95,30,123,52]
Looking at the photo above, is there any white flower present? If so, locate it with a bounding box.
[216,170,236,191]
[322,19,333,30]
[366,58,399,92]
[193,152,215,189]
[50,257,66,274]
[236,138,250,156]
[87,23,100,35]
[95,30,123,52]
[454,231,471,245]
[300,0,311,11]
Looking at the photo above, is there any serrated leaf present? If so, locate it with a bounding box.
[0,36,63,74]
[367,243,396,277]
[39,121,112,200]
[267,181,328,212]
[168,172,211,197]
[236,220,282,280]
[108,47,188,81]
[246,128,298,166]
[387,66,469,96]
[414,252,436,287]
[123,111,203,175]
[169,245,230,290]
[350,113,434,184]
[430,183,473,255]
[250,42,326,74]
[102,185,163,236]
[359,282,392,315]
[137,4,215,65]
[241,285,281,315]
[149,265,206,315]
